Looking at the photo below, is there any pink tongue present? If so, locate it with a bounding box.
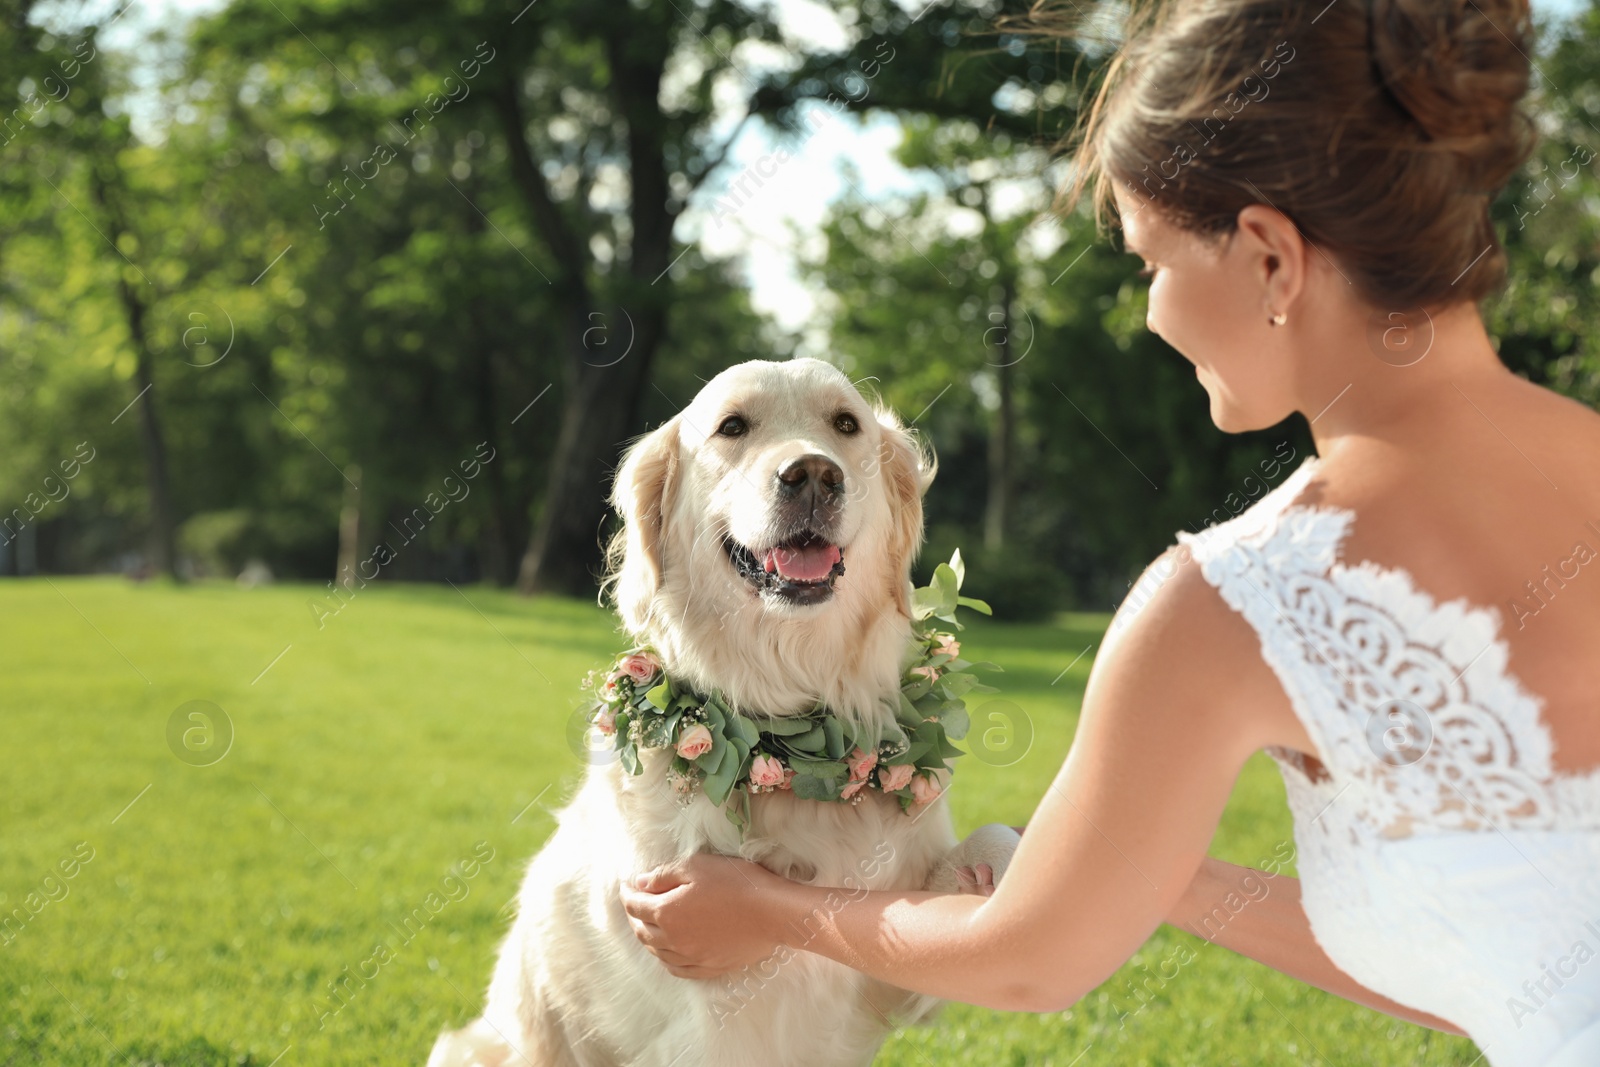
[764,542,842,582]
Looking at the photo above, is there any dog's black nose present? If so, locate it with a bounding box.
[776,453,844,497]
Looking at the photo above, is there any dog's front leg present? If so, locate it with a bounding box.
[859,826,1023,1034]
[922,823,1022,894]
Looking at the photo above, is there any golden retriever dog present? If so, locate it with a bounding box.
[428,358,1018,1067]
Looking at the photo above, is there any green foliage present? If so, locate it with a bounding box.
[934,535,1069,622]
[0,0,786,581]
[1486,8,1600,404]
[3,0,1598,600]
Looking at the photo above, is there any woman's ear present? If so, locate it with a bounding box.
[606,418,681,633]
[875,408,935,618]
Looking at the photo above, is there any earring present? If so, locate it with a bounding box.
[1269,311,1286,326]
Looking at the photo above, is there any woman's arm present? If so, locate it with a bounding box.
[1168,858,1465,1035]
[623,549,1288,1012]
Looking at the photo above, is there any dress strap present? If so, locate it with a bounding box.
[1175,455,1564,837]
[1174,456,1349,775]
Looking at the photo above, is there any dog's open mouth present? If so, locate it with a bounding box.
[723,530,846,605]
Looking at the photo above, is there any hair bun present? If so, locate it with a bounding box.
[1369,0,1535,188]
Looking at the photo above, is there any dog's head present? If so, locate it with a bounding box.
[604,359,932,709]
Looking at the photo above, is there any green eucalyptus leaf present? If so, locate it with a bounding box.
[888,740,930,764]
[702,758,738,806]
[697,737,727,776]
[941,703,970,741]
[646,682,671,710]
[725,792,749,832]
[940,673,978,697]
[754,716,815,737]
[909,584,942,620]
[788,725,826,752]
[730,741,753,783]
[728,714,761,746]
[822,716,845,759]
[787,756,848,779]
[931,563,959,611]
[791,774,842,801]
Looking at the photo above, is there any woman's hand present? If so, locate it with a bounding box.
[619,853,794,979]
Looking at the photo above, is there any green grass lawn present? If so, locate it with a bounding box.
[0,578,1481,1066]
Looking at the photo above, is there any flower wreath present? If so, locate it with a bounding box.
[582,551,999,833]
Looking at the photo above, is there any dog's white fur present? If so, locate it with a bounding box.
[428,359,1016,1067]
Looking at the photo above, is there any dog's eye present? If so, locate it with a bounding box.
[716,415,748,438]
[833,412,859,435]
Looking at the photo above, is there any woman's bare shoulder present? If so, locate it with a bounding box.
[1292,379,1600,604]
[1094,542,1316,756]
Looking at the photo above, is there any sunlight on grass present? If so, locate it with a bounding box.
[0,579,1479,1065]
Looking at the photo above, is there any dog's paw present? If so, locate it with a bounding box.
[426,1019,517,1067]
[923,823,1021,894]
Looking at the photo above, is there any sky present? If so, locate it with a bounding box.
[37,0,1595,344]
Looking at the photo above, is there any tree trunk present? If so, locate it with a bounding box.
[472,323,513,585]
[513,320,664,595]
[985,278,1015,552]
[336,464,362,587]
[92,166,178,580]
[499,27,676,597]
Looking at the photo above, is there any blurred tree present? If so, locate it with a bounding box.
[1490,4,1600,404]
[894,117,1046,549]
[0,5,185,577]
[0,0,1595,606]
[480,0,797,594]
[188,0,804,593]
[802,0,1600,612]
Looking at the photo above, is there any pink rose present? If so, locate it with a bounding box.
[675,723,714,760]
[748,754,785,788]
[594,705,617,735]
[600,679,621,703]
[846,746,877,781]
[617,652,661,686]
[911,665,939,681]
[935,635,960,660]
[909,769,946,806]
[878,763,914,792]
[840,778,866,800]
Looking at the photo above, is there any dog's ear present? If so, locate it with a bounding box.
[606,418,681,634]
[875,407,934,617]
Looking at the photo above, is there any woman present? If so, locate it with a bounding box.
[619,0,1600,1063]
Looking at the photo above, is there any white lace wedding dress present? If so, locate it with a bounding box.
[1175,455,1600,1067]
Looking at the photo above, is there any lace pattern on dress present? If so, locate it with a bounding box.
[1176,455,1598,840]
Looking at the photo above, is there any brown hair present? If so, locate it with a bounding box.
[1046,0,1538,311]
